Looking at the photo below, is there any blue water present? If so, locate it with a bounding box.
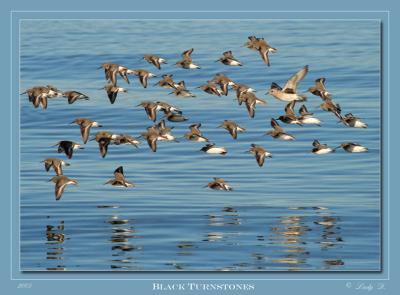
[19,20,381,271]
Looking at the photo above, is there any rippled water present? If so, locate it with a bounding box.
[19,20,381,271]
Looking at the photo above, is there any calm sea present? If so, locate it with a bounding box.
[19,19,381,271]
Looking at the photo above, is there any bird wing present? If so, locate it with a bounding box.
[284,101,297,116]
[107,88,118,104]
[315,78,327,91]
[223,51,233,58]
[151,57,161,70]
[147,136,157,152]
[299,104,312,116]
[55,181,67,201]
[139,74,148,88]
[258,48,270,66]
[40,96,48,109]
[255,152,266,167]
[98,138,110,158]
[182,48,194,58]
[109,69,118,86]
[245,99,256,118]
[67,93,80,104]
[53,163,63,176]
[271,119,284,132]
[312,140,320,147]
[114,166,124,176]
[119,70,130,84]
[44,161,53,172]
[219,82,228,96]
[283,65,309,93]
[65,145,74,159]
[80,125,92,144]
[147,105,157,122]
[228,126,237,139]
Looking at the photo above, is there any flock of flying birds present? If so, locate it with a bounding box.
[22,35,369,200]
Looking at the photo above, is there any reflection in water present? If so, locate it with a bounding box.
[265,207,345,270]
[314,211,345,269]
[202,207,241,243]
[45,220,66,271]
[269,214,310,269]
[106,215,141,270]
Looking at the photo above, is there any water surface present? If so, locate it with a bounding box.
[20,19,381,271]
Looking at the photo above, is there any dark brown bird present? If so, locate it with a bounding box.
[102,84,127,104]
[104,166,135,187]
[49,175,77,201]
[266,119,295,141]
[218,120,246,139]
[197,81,222,96]
[212,73,235,96]
[132,69,156,88]
[70,118,102,144]
[217,51,242,66]
[42,158,70,176]
[53,141,84,159]
[308,78,332,100]
[62,91,89,104]
[154,74,178,89]
[143,54,167,69]
[137,101,159,122]
[248,144,272,167]
[205,178,232,191]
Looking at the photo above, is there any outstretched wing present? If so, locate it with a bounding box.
[182,48,194,58]
[283,65,309,93]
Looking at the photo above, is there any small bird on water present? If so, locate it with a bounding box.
[205,178,232,191]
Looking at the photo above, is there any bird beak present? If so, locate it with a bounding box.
[97,66,103,69]
[97,125,103,128]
